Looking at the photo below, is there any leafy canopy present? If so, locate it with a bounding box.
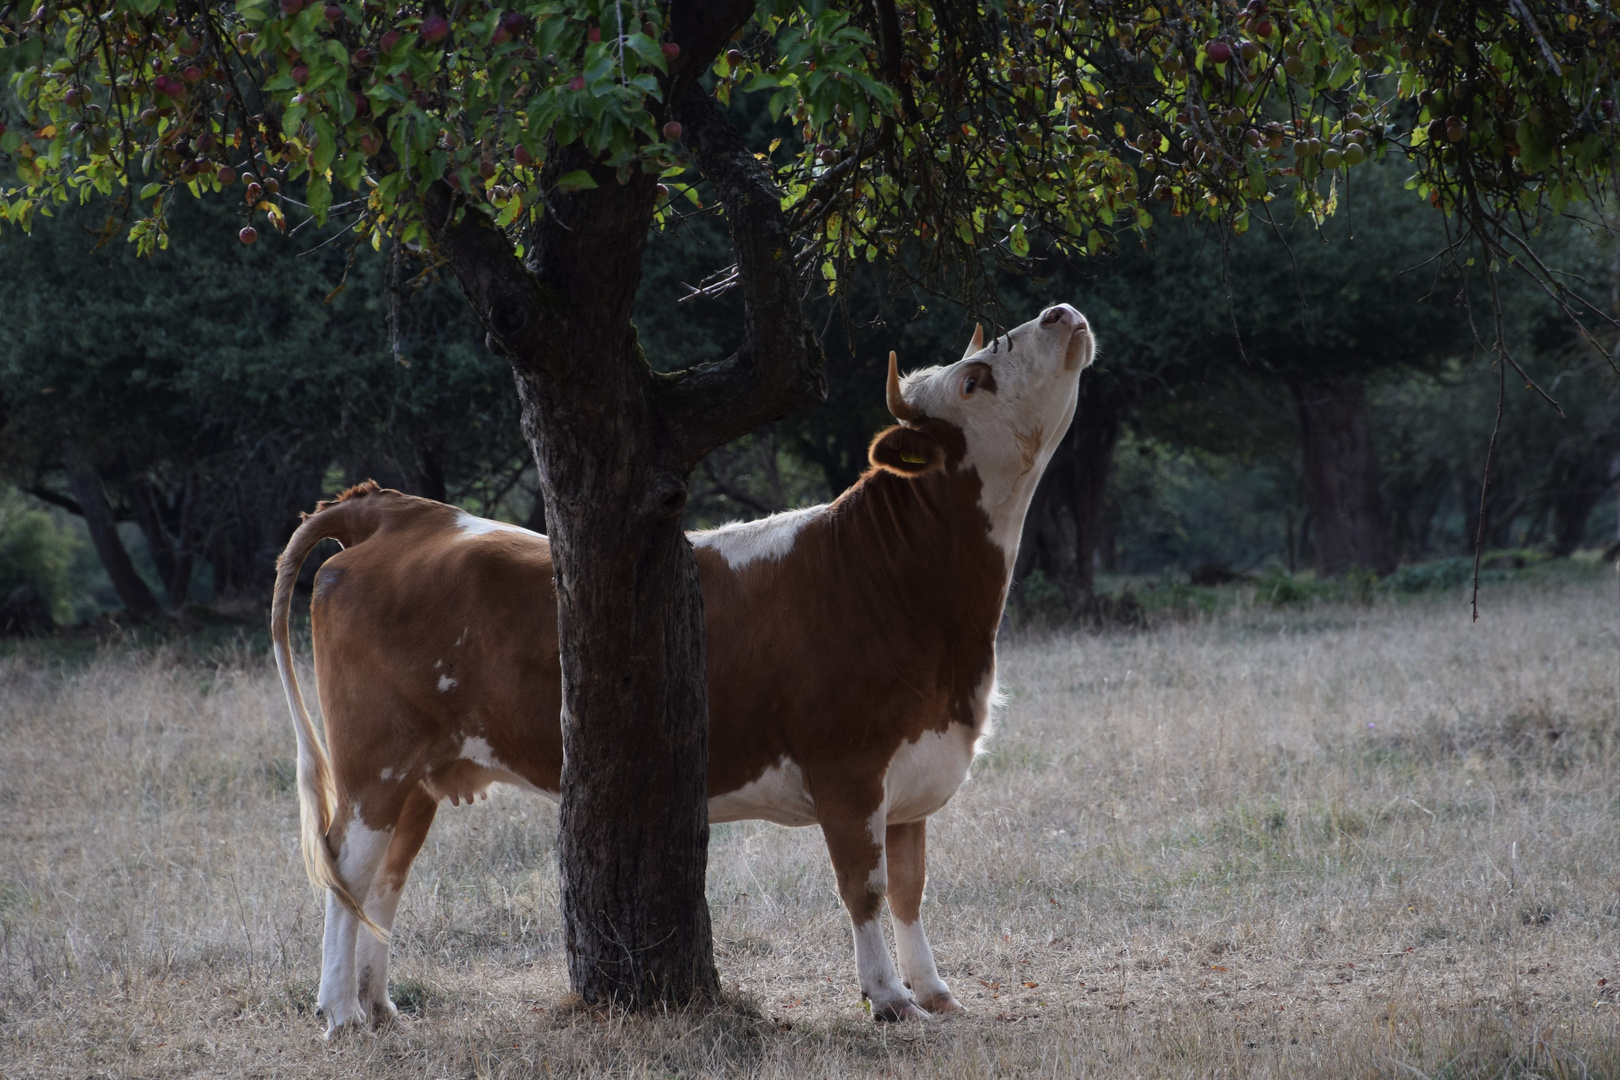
[1,1,1616,323]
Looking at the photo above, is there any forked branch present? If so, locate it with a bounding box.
[658,89,827,467]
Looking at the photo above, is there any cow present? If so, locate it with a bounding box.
[271,304,1095,1034]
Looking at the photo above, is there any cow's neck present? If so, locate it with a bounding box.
[836,465,1014,637]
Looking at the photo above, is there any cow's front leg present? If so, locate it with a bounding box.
[820,799,927,1021]
[886,820,965,1015]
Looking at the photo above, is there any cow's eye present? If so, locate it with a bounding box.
[962,373,978,397]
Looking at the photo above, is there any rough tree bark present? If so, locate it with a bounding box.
[61,441,161,618]
[420,0,822,1007]
[1290,374,1397,577]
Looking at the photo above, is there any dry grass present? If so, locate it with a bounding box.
[2,573,1618,1078]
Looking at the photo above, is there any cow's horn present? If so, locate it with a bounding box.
[887,351,918,424]
[962,322,984,360]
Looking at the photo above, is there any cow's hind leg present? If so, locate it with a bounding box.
[316,783,411,1036]
[886,820,964,1015]
[355,785,438,1026]
[819,800,927,1021]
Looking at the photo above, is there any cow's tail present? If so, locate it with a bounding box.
[271,480,389,939]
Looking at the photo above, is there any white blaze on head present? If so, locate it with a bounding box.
[894,305,1095,566]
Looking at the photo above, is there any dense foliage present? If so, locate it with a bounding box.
[3,2,1615,310]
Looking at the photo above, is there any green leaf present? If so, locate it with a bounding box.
[557,170,598,193]
[1009,222,1029,256]
[138,181,162,199]
[307,174,332,222]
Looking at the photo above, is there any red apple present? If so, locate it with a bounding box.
[217,166,236,185]
[569,75,585,91]
[280,0,303,16]
[420,14,449,43]
[380,29,401,51]
[1205,40,1233,65]
[514,144,532,165]
[727,48,743,65]
[245,181,263,201]
[324,3,342,22]
[587,26,601,43]
[240,225,258,244]
[662,120,682,139]
[661,41,680,59]
[291,65,309,85]
[183,65,203,83]
[353,47,375,65]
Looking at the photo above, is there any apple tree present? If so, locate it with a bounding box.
[3,0,1616,1007]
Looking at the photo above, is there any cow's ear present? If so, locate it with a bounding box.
[869,425,945,476]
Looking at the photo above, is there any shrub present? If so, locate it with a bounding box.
[0,487,81,624]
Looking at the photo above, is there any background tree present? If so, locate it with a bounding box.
[0,195,524,610]
[4,0,1616,1008]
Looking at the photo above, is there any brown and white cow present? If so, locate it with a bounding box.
[271,304,1094,1034]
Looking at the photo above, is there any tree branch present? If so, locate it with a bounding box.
[666,0,755,113]
[657,90,826,468]
[25,486,84,517]
[419,180,562,374]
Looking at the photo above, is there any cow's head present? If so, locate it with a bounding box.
[869,304,1095,562]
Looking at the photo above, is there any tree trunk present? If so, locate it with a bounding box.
[1545,445,1620,557]
[62,441,160,618]
[1291,374,1396,577]
[419,2,823,1008]
[129,474,196,608]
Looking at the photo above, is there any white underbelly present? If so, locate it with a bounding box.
[511,726,976,829]
[707,759,818,826]
[884,725,978,823]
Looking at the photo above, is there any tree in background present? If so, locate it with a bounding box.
[0,195,523,611]
[5,0,1616,1008]
[1137,162,1469,577]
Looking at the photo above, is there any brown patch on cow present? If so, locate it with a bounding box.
[963,361,997,395]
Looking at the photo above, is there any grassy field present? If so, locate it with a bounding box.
[2,570,1617,1078]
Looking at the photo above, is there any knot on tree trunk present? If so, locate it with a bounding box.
[488,296,530,340]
